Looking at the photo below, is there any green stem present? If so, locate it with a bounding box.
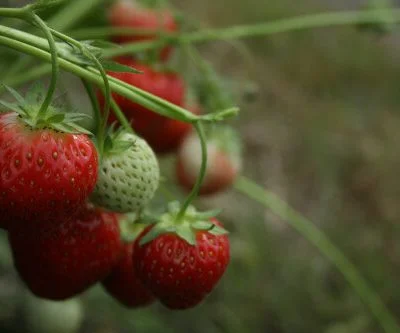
[71,27,165,40]
[177,122,207,221]
[109,98,134,134]
[49,28,111,156]
[234,176,399,333]
[98,8,400,58]
[30,14,59,117]
[0,25,211,123]
[0,7,29,18]
[0,35,210,125]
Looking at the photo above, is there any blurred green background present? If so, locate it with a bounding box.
[1,0,400,332]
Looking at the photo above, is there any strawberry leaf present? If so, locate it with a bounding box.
[3,85,26,106]
[82,40,120,49]
[101,61,143,74]
[139,224,173,246]
[192,221,214,231]
[208,225,229,236]
[46,113,65,123]
[0,101,22,114]
[176,224,196,246]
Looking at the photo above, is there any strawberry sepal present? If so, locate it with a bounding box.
[137,201,228,247]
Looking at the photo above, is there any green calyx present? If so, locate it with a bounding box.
[0,84,91,134]
[138,201,228,247]
[102,126,136,155]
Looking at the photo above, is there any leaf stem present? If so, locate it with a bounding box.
[177,122,207,221]
[109,98,134,134]
[0,7,30,18]
[49,28,111,156]
[234,176,400,333]
[30,14,59,117]
[96,8,400,58]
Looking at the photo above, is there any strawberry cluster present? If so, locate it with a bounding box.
[0,0,242,311]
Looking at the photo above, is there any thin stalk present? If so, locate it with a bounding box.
[177,122,207,221]
[0,36,211,125]
[30,14,58,117]
[100,8,400,57]
[0,7,29,18]
[109,98,134,134]
[49,28,110,156]
[234,176,400,333]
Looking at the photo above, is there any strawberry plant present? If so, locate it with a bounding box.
[0,0,399,333]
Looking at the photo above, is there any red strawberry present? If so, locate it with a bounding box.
[102,242,155,308]
[108,0,178,61]
[134,215,230,309]
[0,112,98,229]
[98,57,187,153]
[8,205,122,300]
[176,127,242,195]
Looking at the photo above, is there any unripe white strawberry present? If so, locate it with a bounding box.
[92,131,159,213]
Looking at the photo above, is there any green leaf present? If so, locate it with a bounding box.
[139,224,169,246]
[176,224,196,246]
[3,85,26,106]
[0,100,23,114]
[208,225,229,236]
[101,61,143,74]
[82,40,120,49]
[65,113,92,121]
[46,113,65,123]
[111,140,134,153]
[192,221,214,231]
[103,135,113,152]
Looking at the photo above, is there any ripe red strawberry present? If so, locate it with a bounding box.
[108,0,178,61]
[176,127,242,195]
[0,109,98,229]
[102,242,155,308]
[98,57,187,153]
[134,211,230,310]
[8,205,122,300]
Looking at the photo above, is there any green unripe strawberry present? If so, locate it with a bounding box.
[91,130,159,213]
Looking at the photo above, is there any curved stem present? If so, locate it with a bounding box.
[234,176,400,333]
[177,121,207,221]
[49,28,111,156]
[109,98,134,134]
[31,14,59,117]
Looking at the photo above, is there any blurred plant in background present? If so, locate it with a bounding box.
[1,0,400,332]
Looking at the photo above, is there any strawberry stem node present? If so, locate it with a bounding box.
[138,202,227,247]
